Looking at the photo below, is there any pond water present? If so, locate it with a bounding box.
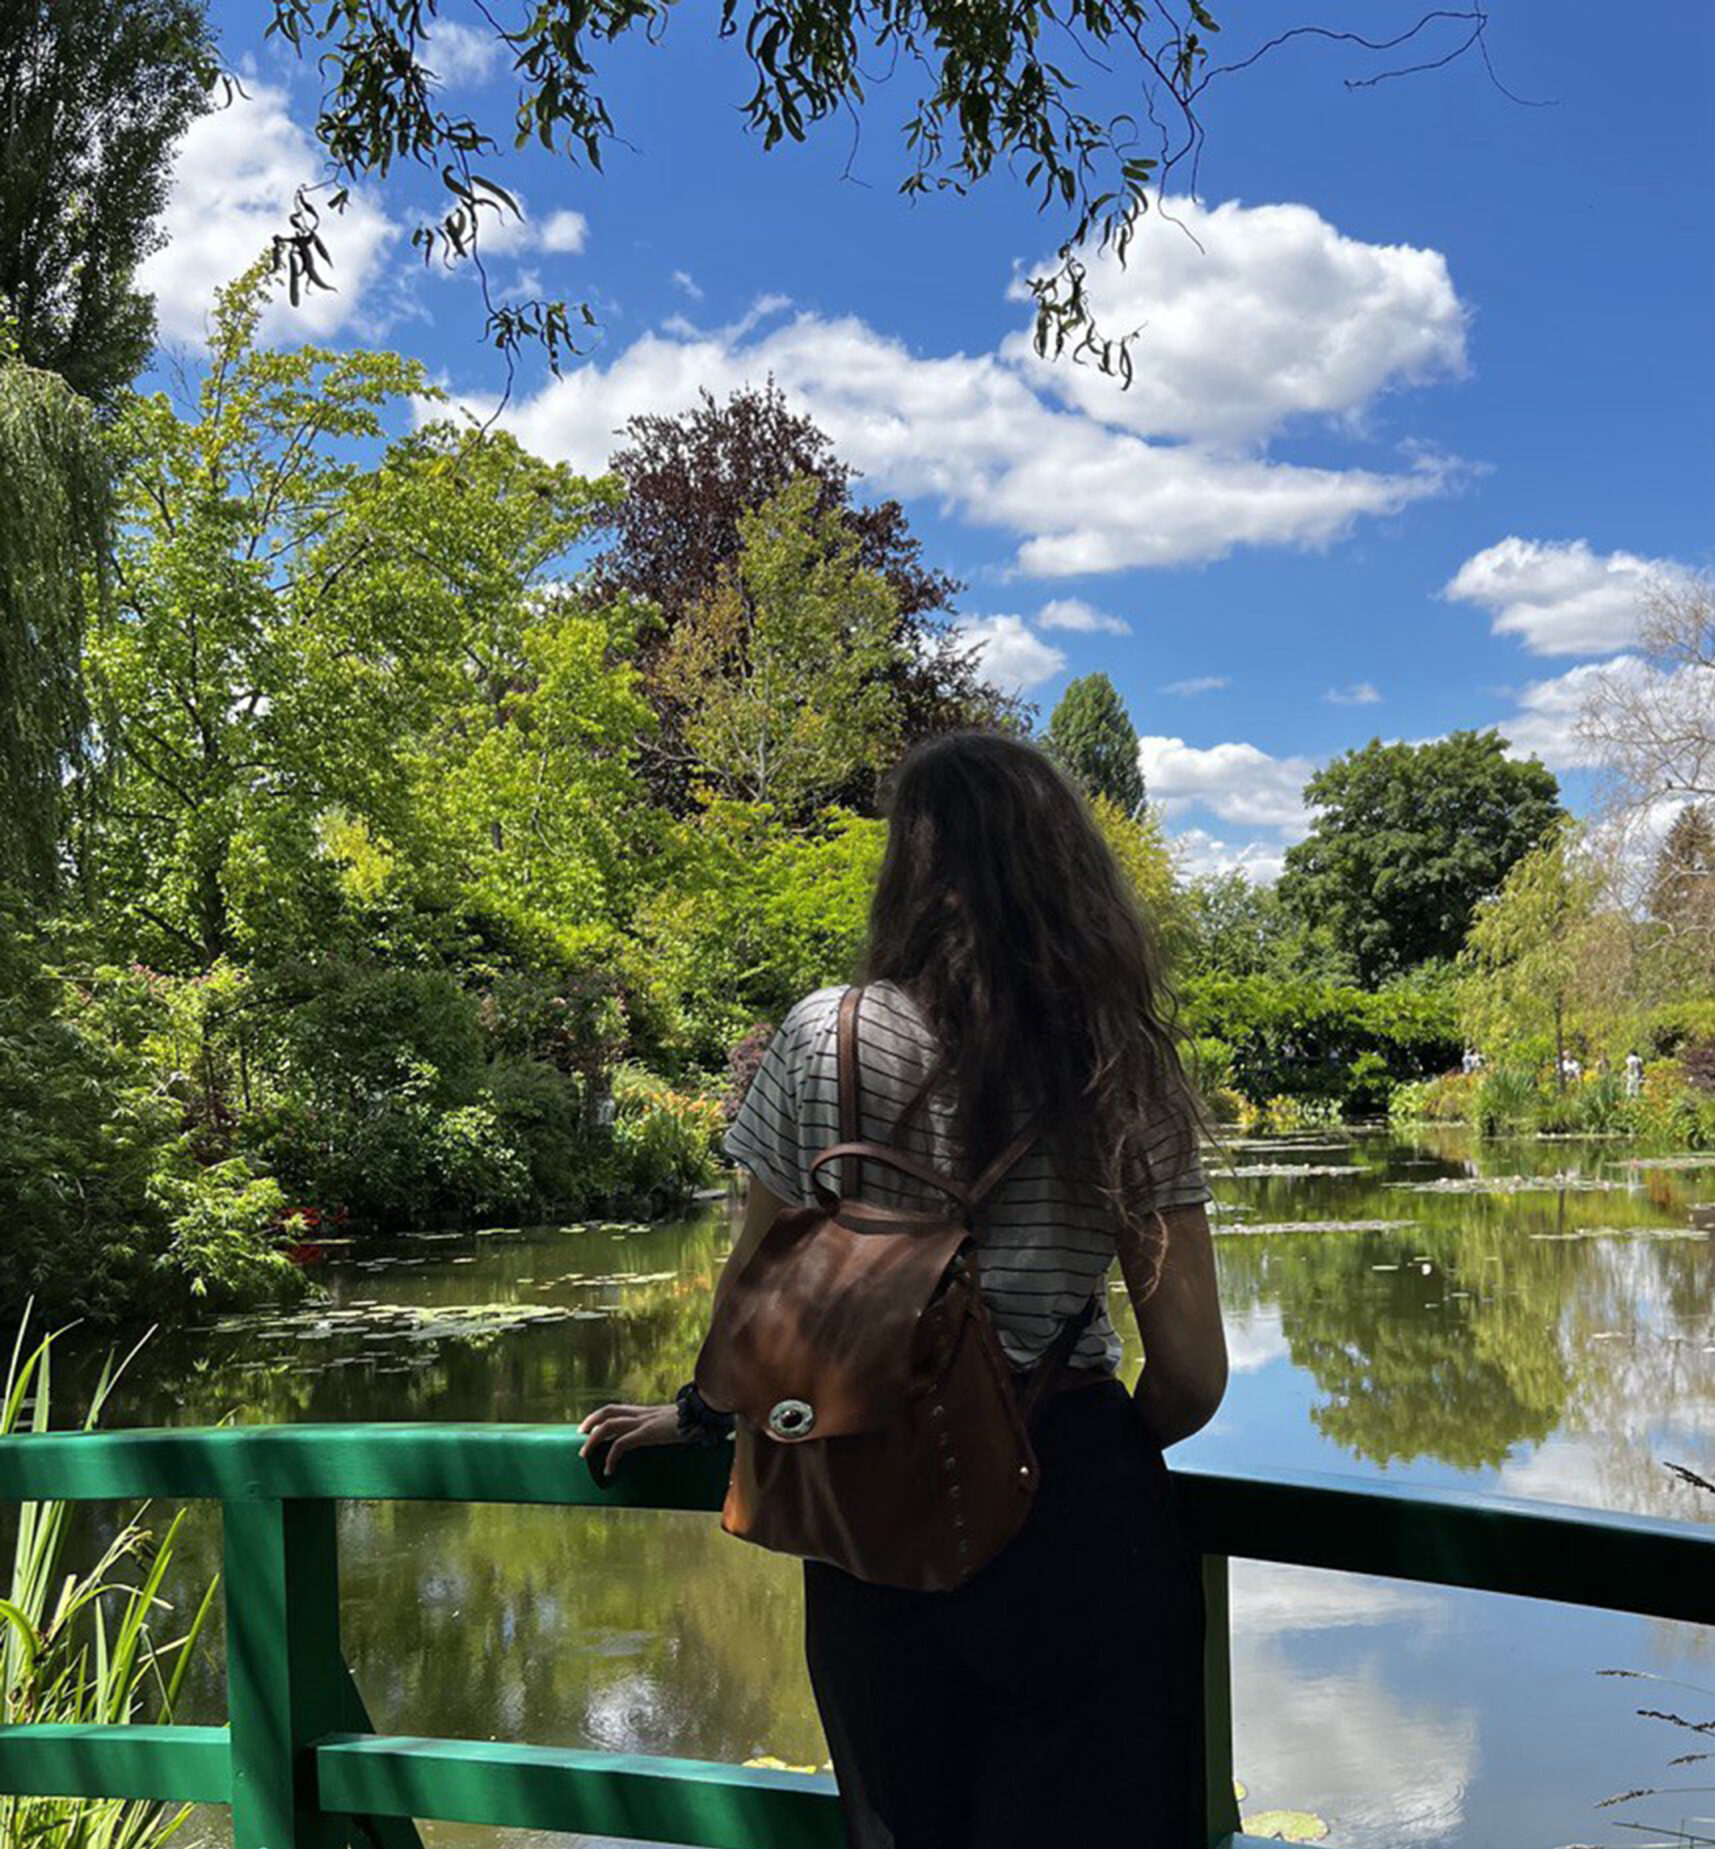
[45,1123,1715,1848]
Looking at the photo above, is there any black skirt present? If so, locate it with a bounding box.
[802,1378,1208,1849]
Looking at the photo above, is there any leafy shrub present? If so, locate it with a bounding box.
[1388,1070,1475,1124]
[1182,975,1460,1112]
[606,1066,726,1203]
[1188,1035,1235,1095]
[1239,1093,1343,1132]
[0,899,302,1322]
[1474,1063,1540,1135]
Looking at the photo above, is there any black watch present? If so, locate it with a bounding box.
[675,1381,735,1446]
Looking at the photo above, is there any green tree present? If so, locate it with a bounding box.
[1457,817,1611,1084]
[638,800,886,1068]
[1046,673,1145,815]
[0,356,111,899]
[653,477,903,816]
[1278,729,1564,986]
[0,0,216,407]
[310,423,655,961]
[85,265,644,969]
[595,384,1007,812]
[85,266,431,964]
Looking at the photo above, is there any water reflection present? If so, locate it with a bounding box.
[42,1123,1715,1848]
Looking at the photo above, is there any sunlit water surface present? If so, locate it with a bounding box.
[45,1125,1715,1848]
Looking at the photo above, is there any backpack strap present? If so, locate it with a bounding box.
[825,983,1041,1226]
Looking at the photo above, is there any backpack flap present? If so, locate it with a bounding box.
[694,1201,972,1442]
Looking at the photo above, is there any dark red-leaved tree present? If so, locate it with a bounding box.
[591,383,1018,813]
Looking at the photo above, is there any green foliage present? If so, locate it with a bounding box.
[87,265,438,964]
[638,801,886,1068]
[0,359,111,899]
[1045,673,1145,814]
[604,1067,726,1204]
[1457,816,1614,1069]
[0,894,302,1322]
[1278,729,1564,985]
[0,0,216,406]
[655,477,904,815]
[2,1315,217,1849]
[264,0,1228,380]
[1182,868,1356,984]
[1182,974,1461,1114]
[1238,1092,1345,1133]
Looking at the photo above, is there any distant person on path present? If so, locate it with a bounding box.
[1561,1052,1582,1084]
[580,731,1226,1848]
[1625,1050,1645,1098]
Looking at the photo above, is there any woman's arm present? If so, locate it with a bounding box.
[578,1169,790,1468]
[1117,1200,1228,1450]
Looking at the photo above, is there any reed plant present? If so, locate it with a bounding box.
[1,1309,217,1849]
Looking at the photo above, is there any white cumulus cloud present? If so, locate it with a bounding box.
[953,615,1067,693]
[423,21,505,86]
[1325,681,1382,705]
[475,195,1470,576]
[1443,536,1695,657]
[1008,196,1469,446]
[1038,597,1131,636]
[1138,735,1319,832]
[538,209,589,254]
[140,81,396,345]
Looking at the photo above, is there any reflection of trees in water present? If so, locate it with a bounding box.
[1215,1128,1715,1478]
[36,1135,1715,1789]
[338,1499,823,1766]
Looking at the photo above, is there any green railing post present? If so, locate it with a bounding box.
[224,1498,344,1849]
[1202,1553,1243,1844]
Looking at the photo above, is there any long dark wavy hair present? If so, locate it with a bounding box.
[862,730,1209,1294]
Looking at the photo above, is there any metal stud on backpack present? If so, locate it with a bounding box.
[693,985,1094,1592]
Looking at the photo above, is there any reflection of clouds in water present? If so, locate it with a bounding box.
[1234,1640,1477,1845]
[1231,1560,1446,1636]
[1223,1303,1290,1374]
[1231,1565,1473,1843]
[1496,1435,1614,1511]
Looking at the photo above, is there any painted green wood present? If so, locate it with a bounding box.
[225,1499,345,1849]
[0,1724,231,1803]
[1200,1556,1243,1842]
[335,1658,427,1849]
[0,1423,734,1511]
[1171,1467,1715,1626]
[6,1423,1715,1849]
[314,1734,843,1849]
[0,1427,1710,1627]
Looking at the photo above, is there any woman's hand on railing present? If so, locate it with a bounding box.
[578,1403,682,1475]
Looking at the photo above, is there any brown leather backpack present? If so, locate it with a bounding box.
[694,985,1093,1592]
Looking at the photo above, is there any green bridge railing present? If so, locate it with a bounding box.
[2,1425,1713,1849]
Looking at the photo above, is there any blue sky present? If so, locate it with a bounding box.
[146,2,1715,880]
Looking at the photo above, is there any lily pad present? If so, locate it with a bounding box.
[1215,1218,1415,1236]
[1241,1810,1329,1843]
[1223,1164,1367,1180]
[1387,1172,1632,1194]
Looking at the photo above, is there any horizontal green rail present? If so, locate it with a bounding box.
[0,1422,1710,1849]
[3,1422,1710,1620]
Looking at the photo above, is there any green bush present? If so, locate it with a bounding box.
[605,1066,726,1203]
[1474,1063,1540,1135]
[1388,1070,1475,1124]
[0,898,302,1322]
[1182,974,1461,1114]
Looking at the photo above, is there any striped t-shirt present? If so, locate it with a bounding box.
[722,981,1213,1375]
